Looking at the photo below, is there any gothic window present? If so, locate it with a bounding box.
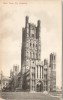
[42,66,43,78]
[32,67,35,74]
[37,66,38,78]
[26,60,30,69]
[32,52,34,58]
[30,52,31,58]
[46,81,48,85]
[44,69,47,71]
[34,53,36,59]
[40,66,41,78]
[27,33,29,37]
[44,74,46,79]
[36,53,37,58]
[28,51,29,58]
[31,52,33,58]
[54,56,55,60]
[36,44,37,47]
[32,34,34,37]
[33,61,34,63]
[30,52,33,58]
[26,43,28,47]
[46,75,47,79]
[30,43,31,47]
[44,74,47,79]
[33,43,34,47]
[26,51,28,57]
[28,52,30,58]
[52,55,53,60]
[44,81,46,85]
[33,52,34,58]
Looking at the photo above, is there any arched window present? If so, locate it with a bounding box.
[30,43,31,47]
[33,43,34,47]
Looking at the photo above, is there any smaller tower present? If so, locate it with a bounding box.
[50,53,56,91]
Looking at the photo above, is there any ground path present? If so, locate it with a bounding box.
[0,92,62,100]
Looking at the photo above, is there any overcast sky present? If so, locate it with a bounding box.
[0,0,62,88]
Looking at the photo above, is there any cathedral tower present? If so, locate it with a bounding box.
[21,16,41,91]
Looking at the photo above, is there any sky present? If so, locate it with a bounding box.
[0,0,62,88]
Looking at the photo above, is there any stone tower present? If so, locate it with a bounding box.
[21,16,41,91]
[50,53,56,91]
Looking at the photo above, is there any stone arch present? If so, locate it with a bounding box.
[36,80,43,92]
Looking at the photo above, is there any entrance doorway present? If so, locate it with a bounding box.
[36,81,43,92]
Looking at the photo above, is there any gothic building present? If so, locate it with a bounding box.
[21,16,56,92]
[50,53,56,91]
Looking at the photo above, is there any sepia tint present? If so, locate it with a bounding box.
[0,0,62,100]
